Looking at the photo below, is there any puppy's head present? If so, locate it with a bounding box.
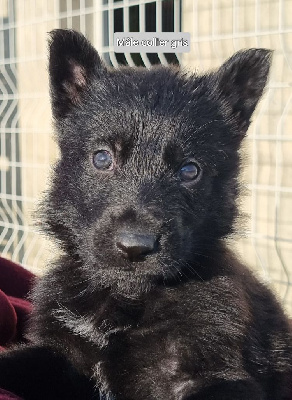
[43,30,271,298]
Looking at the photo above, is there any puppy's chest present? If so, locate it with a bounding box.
[90,289,247,399]
[96,322,198,400]
[56,281,248,398]
[56,297,200,398]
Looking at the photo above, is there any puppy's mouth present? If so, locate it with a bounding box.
[119,253,148,263]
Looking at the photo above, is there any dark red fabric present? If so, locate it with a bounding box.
[0,388,23,400]
[0,257,35,349]
[0,257,35,400]
[0,257,35,299]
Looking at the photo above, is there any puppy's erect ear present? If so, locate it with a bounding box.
[213,48,272,135]
[49,29,106,117]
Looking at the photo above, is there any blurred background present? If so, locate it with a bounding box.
[0,0,291,314]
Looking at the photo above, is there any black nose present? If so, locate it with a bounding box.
[116,232,158,261]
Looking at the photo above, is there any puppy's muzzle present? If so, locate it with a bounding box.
[116,232,159,261]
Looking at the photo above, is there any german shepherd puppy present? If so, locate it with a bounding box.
[0,30,291,400]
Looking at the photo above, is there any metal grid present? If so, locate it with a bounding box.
[0,0,291,313]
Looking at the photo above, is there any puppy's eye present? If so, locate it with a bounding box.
[93,150,113,170]
[179,162,200,182]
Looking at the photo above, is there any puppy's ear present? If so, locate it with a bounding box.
[49,29,106,117]
[214,48,272,135]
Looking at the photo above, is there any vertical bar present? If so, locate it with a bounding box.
[173,0,180,32]
[139,1,151,68]
[274,0,291,301]
[0,0,9,252]
[249,0,267,276]
[232,0,239,51]
[156,0,168,65]
[108,0,119,67]
[93,0,103,51]
[123,0,135,66]
[80,0,86,34]
[211,0,220,61]
[174,0,181,63]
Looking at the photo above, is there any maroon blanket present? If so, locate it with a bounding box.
[0,257,35,400]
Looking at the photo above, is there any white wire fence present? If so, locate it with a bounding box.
[0,0,291,314]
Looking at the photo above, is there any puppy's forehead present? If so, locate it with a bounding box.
[83,68,215,153]
[102,67,205,113]
[92,110,177,152]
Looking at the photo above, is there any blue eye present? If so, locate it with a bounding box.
[93,150,113,170]
[179,162,200,182]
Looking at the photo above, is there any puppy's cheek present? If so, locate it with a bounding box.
[166,215,195,258]
[92,225,117,260]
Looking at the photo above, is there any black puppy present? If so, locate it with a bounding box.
[0,30,291,400]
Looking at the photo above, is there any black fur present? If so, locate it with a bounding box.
[0,30,291,399]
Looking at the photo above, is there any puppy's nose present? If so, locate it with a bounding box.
[116,232,158,261]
